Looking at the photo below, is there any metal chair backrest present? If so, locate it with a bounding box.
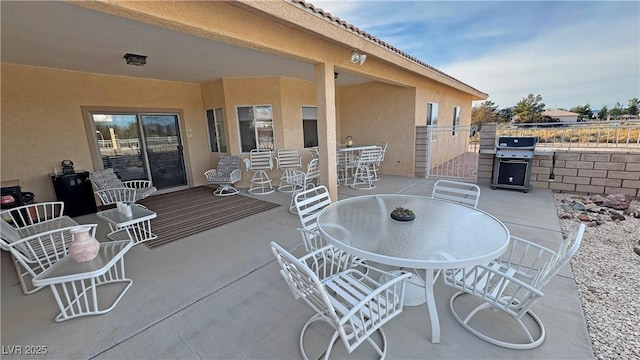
[532,223,585,288]
[356,146,381,166]
[89,168,125,190]
[271,242,339,316]
[276,149,302,169]
[0,202,65,228]
[246,149,273,171]
[95,188,137,206]
[432,179,481,208]
[377,142,388,162]
[305,158,320,186]
[216,156,241,177]
[293,185,332,232]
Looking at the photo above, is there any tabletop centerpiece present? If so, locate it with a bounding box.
[391,206,415,221]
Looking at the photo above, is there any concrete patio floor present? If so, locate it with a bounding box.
[1,176,593,359]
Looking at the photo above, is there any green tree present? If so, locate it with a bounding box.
[513,94,545,123]
[498,107,513,122]
[627,98,639,116]
[597,106,608,120]
[610,102,624,119]
[570,104,593,121]
[471,100,500,126]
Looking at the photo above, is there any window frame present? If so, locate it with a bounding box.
[452,106,461,136]
[302,106,318,148]
[427,102,439,140]
[236,105,274,153]
[206,108,227,153]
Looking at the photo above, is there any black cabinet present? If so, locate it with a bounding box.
[51,171,97,217]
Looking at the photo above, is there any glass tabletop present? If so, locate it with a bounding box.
[97,206,156,226]
[32,240,133,286]
[317,194,510,269]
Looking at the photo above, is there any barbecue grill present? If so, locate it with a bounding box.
[491,136,537,192]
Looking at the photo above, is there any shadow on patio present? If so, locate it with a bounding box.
[0,176,593,359]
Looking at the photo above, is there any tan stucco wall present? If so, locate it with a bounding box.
[201,77,319,187]
[1,63,208,202]
[338,82,416,177]
[416,83,475,166]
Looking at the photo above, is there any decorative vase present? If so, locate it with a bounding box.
[68,226,100,262]
[345,136,354,147]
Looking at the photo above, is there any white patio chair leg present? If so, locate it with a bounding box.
[449,291,546,349]
[248,170,274,195]
[213,184,239,197]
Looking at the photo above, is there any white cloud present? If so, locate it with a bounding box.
[313,1,639,110]
[441,13,639,109]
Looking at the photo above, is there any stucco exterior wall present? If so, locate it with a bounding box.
[201,76,319,188]
[415,82,475,168]
[338,82,416,176]
[1,63,207,202]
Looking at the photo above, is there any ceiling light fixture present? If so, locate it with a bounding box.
[350,50,367,65]
[124,53,147,66]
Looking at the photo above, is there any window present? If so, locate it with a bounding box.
[237,105,274,152]
[427,103,439,126]
[452,106,461,136]
[206,108,227,153]
[302,106,318,148]
[427,102,439,140]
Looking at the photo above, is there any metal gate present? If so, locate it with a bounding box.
[417,125,479,181]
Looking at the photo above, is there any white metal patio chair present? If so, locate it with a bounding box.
[371,142,387,181]
[293,185,332,251]
[276,149,303,192]
[337,149,357,186]
[351,146,381,190]
[443,223,585,349]
[270,241,411,360]
[431,179,481,208]
[243,149,275,195]
[308,147,319,159]
[90,168,156,201]
[1,222,97,295]
[304,158,320,189]
[204,156,242,196]
[286,170,308,214]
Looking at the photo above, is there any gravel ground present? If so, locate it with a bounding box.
[553,193,640,360]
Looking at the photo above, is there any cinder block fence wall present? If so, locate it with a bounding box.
[476,123,640,197]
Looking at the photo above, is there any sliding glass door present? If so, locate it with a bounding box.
[140,114,186,189]
[91,112,187,190]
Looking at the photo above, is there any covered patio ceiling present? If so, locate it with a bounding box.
[0,1,369,86]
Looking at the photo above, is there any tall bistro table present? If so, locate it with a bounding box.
[316,194,510,343]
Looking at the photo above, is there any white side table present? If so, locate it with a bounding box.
[32,240,133,322]
[97,206,157,245]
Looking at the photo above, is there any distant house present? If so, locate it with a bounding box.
[542,109,579,122]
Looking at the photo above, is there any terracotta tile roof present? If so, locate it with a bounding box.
[288,0,485,96]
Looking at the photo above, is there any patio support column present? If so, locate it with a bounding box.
[315,62,338,200]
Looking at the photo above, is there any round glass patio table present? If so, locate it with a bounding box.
[316,194,510,344]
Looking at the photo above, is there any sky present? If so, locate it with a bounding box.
[312,0,640,110]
